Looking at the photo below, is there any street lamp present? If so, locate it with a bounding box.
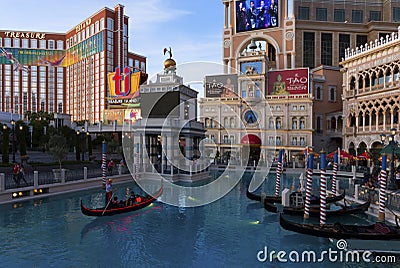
[380,127,398,189]
[77,127,89,161]
[10,120,15,163]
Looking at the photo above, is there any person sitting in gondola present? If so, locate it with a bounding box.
[136,195,142,203]
[128,191,136,206]
[112,196,120,207]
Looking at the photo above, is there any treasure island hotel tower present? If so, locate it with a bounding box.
[0,4,146,123]
[199,0,400,165]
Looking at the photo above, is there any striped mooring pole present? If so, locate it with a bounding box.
[101,141,107,186]
[332,152,338,195]
[319,151,327,225]
[378,155,387,221]
[303,153,314,219]
[275,150,284,197]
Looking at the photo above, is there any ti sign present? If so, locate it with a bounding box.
[107,66,141,106]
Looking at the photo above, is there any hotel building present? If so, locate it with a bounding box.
[0,4,146,124]
[199,0,400,164]
[342,26,400,157]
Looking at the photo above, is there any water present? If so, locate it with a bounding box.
[0,172,398,267]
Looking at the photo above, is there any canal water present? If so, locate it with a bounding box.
[0,171,397,267]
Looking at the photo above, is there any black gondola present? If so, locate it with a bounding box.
[279,214,400,240]
[81,185,163,217]
[246,189,345,205]
[264,199,370,216]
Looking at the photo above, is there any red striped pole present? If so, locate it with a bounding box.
[332,152,338,194]
[378,155,387,221]
[319,151,327,225]
[304,153,314,219]
[275,150,284,197]
[101,141,106,186]
[135,143,139,181]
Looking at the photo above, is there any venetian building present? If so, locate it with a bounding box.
[203,0,400,163]
[341,26,400,157]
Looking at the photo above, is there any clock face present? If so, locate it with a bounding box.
[243,110,258,124]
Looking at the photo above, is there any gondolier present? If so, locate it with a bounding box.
[105,179,113,206]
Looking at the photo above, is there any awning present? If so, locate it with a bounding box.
[240,134,261,145]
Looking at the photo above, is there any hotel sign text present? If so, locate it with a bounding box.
[3,31,45,39]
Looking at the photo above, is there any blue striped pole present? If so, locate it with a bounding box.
[304,153,314,219]
[275,150,284,197]
[378,155,387,221]
[332,153,338,194]
[319,151,327,225]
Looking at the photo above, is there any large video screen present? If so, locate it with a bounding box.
[236,0,278,33]
[141,91,180,118]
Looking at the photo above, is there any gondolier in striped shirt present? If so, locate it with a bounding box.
[105,179,113,206]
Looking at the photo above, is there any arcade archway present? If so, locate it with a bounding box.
[241,134,261,166]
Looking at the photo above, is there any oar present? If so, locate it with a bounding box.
[102,189,117,216]
[386,205,400,228]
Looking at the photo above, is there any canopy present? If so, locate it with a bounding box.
[355,151,371,160]
[240,134,261,145]
[327,149,354,159]
[301,147,319,157]
[380,146,400,155]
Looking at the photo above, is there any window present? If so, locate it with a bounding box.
[292,137,297,146]
[230,118,235,128]
[334,9,345,22]
[316,116,322,133]
[276,137,281,146]
[339,34,350,62]
[276,118,282,129]
[269,118,274,129]
[276,105,281,111]
[292,118,297,129]
[39,40,46,48]
[321,33,332,66]
[229,135,235,143]
[107,18,114,30]
[300,137,305,146]
[303,32,315,68]
[352,10,363,23]
[316,8,327,21]
[329,86,337,102]
[269,137,274,145]
[369,11,381,21]
[315,85,323,100]
[57,40,63,50]
[300,118,305,129]
[293,105,297,111]
[300,105,305,111]
[22,39,28,48]
[13,38,19,48]
[48,40,54,49]
[394,7,400,22]
[298,6,309,20]
[4,38,11,46]
[356,35,367,48]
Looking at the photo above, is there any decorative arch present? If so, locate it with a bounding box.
[235,36,281,68]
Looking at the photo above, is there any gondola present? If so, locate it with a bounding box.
[246,189,345,205]
[264,199,370,216]
[81,185,163,217]
[279,214,400,240]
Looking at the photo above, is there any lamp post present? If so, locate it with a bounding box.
[77,127,88,161]
[380,127,398,189]
[11,120,15,163]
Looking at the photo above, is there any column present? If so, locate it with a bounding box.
[362,115,365,132]
[375,113,379,131]
[186,137,193,164]
[167,135,173,174]
[369,114,372,132]
[162,135,167,174]
[355,116,359,134]
[142,134,147,171]
[0,173,4,192]
[391,110,394,129]
[224,2,228,29]
[383,112,386,131]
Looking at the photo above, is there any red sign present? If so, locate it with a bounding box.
[267,68,309,95]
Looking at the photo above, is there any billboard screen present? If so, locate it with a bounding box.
[0,32,104,68]
[103,108,141,124]
[205,74,238,98]
[267,68,309,95]
[107,67,141,105]
[236,0,278,33]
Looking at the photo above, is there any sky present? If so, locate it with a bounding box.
[0,0,225,95]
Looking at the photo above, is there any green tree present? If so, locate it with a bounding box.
[2,126,10,164]
[48,135,69,170]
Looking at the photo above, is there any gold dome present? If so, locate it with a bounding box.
[164,58,176,69]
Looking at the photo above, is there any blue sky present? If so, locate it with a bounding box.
[0,0,224,79]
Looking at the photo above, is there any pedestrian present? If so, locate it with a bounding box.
[13,163,20,187]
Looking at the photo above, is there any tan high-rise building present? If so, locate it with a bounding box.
[0,4,147,124]
[199,0,400,165]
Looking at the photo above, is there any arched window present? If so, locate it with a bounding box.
[300,118,305,129]
[269,118,274,129]
[292,118,298,129]
[276,118,282,129]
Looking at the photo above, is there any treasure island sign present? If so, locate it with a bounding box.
[3,31,46,39]
[107,66,141,107]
